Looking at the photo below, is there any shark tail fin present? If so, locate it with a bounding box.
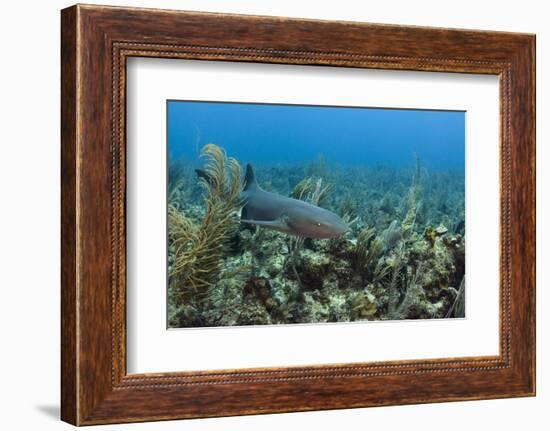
[195,168,216,187]
[243,163,259,191]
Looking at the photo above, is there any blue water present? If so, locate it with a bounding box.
[167,100,465,170]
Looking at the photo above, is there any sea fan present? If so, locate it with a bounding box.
[168,144,242,302]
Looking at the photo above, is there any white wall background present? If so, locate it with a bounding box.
[0,1,546,429]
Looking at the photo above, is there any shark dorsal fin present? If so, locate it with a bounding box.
[244,163,259,191]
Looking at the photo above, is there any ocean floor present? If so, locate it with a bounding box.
[167,145,465,328]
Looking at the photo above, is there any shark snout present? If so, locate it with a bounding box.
[320,214,349,238]
[296,208,349,239]
[331,217,349,236]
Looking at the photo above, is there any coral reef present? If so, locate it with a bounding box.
[168,146,466,328]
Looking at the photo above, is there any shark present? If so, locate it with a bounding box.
[239,164,348,239]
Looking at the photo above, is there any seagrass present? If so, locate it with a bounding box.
[61,4,535,425]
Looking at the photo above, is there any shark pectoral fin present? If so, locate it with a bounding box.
[240,218,288,229]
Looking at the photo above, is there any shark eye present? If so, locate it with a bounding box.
[316,222,322,227]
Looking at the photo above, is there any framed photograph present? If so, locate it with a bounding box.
[61,4,535,425]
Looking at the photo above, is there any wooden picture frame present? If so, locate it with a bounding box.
[61,4,535,426]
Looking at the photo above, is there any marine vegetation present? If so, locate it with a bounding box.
[167,144,245,323]
[168,144,466,328]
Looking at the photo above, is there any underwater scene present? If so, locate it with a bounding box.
[167,100,465,328]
